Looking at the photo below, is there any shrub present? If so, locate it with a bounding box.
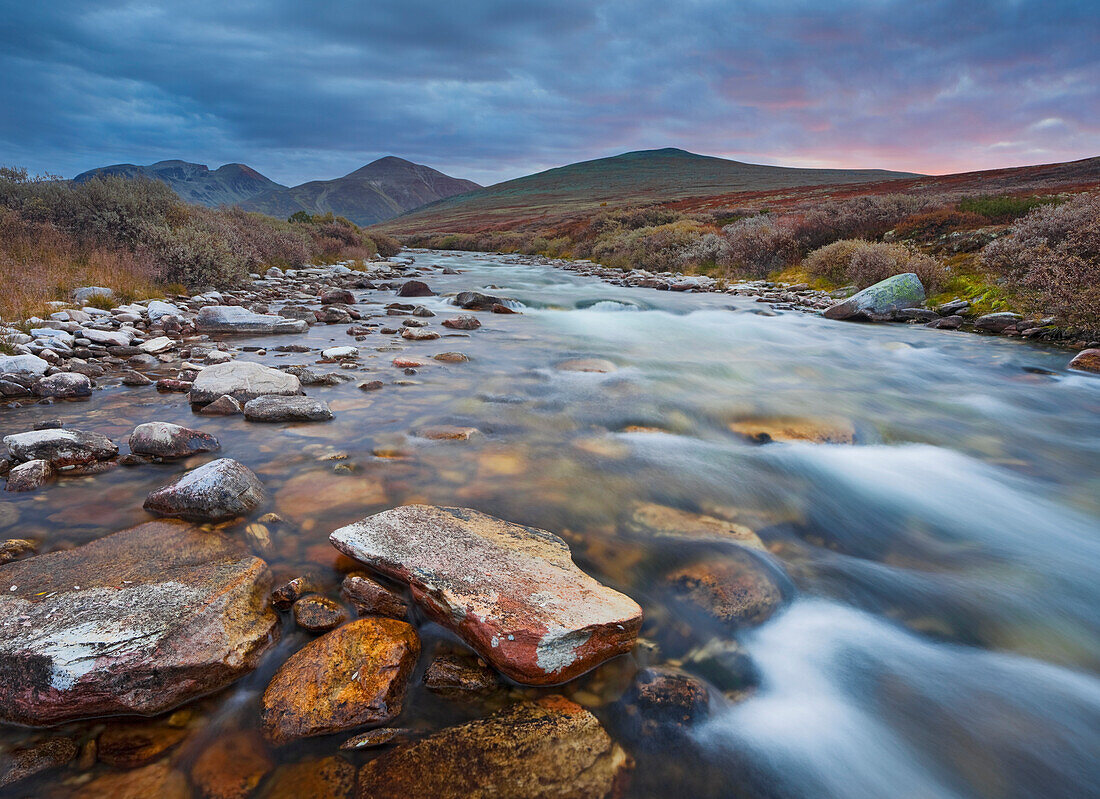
[893,208,988,240]
[802,239,868,284]
[805,239,946,291]
[794,194,943,250]
[981,193,1100,329]
[958,194,1062,224]
[720,215,799,277]
[365,231,402,258]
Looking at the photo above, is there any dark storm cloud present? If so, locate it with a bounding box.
[0,0,1096,185]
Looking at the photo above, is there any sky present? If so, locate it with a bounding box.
[1,0,1097,187]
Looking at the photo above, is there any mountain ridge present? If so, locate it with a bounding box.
[72,160,287,207]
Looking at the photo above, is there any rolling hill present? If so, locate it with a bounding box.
[72,160,285,207]
[379,147,921,233]
[239,157,481,225]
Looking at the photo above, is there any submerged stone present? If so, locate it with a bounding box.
[144,458,265,521]
[330,505,643,685]
[356,696,632,799]
[0,520,278,725]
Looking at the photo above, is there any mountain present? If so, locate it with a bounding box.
[72,160,285,207]
[380,148,921,232]
[239,157,481,225]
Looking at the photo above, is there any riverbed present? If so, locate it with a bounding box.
[2,249,1098,798]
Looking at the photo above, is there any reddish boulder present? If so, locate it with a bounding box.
[1068,348,1100,373]
[330,505,643,685]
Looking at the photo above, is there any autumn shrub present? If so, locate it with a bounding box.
[981,193,1100,329]
[802,239,868,284]
[794,194,944,250]
[843,241,946,291]
[958,194,1062,224]
[893,208,988,240]
[720,215,800,277]
[675,232,731,271]
[590,220,709,271]
[366,231,402,258]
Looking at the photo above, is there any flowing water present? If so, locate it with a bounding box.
[1,250,1098,797]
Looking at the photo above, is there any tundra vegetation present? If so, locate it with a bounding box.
[0,167,399,321]
[401,189,1099,333]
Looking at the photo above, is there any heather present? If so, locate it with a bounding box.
[0,167,383,320]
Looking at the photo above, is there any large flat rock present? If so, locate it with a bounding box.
[189,360,303,405]
[356,695,632,799]
[330,505,642,685]
[3,428,118,467]
[195,305,307,334]
[0,520,278,725]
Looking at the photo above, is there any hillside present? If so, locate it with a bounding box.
[72,160,284,206]
[379,148,920,233]
[240,157,481,225]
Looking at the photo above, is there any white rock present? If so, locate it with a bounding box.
[322,346,359,360]
[140,336,174,354]
[81,328,131,347]
[0,354,49,376]
[146,300,183,323]
[189,360,302,405]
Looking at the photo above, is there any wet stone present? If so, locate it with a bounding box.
[261,617,420,745]
[0,520,278,725]
[33,371,93,398]
[339,727,411,751]
[330,505,643,685]
[257,756,355,799]
[190,729,274,799]
[144,458,265,521]
[1068,348,1100,373]
[662,551,786,630]
[244,395,334,422]
[189,360,302,405]
[342,573,408,619]
[0,736,78,789]
[272,575,315,610]
[77,758,190,799]
[556,358,617,373]
[423,653,501,700]
[0,538,36,564]
[728,415,855,444]
[121,370,154,385]
[293,595,349,632]
[199,394,244,416]
[442,315,480,330]
[433,351,469,362]
[4,427,118,466]
[611,667,711,748]
[97,718,189,768]
[128,421,220,459]
[357,380,384,392]
[396,280,435,297]
[5,459,56,492]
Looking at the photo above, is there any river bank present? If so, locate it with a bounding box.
[1,250,1098,798]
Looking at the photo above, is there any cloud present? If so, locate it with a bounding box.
[0,0,1096,186]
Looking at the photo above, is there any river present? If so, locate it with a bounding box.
[2,249,1098,798]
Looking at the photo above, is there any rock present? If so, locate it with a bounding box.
[77,759,190,799]
[144,458,265,521]
[936,298,971,315]
[1068,348,1100,373]
[121,369,154,385]
[400,327,440,341]
[293,595,349,632]
[190,360,302,405]
[196,306,306,334]
[391,356,431,368]
[491,303,518,314]
[455,291,508,310]
[321,289,356,305]
[73,286,114,305]
[974,312,1023,333]
[330,505,643,685]
[823,273,925,320]
[662,551,784,630]
[146,300,183,322]
[128,421,220,459]
[0,538,36,563]
[198,394,244,417]
[140,335,175,354]
[728,415,855,444]
[5,459,57,491]
[442,315,481,330]
[342,573,408,619]
[205,349,233,364]
[191,730,274,799]
[433,351,469,362]
[627,503,764,550]
[356,696,632,799]
[272,576,315,610]
[34,371,93,398]
[897,308,939,322]
[411,305,435,317]
[396,280,435,297]
[927,315,964,330]
[265,266,285,279]
[0,520,277,725]
[423,653,500,700]
[358,380,384,392]
[612,667,711,748]
[3,428,118,466]
[0,736,78,788]
[555,358,618,373]
[261,617,420,745]
[339,728,411,751]
[244,395,334,422]
[156,378,192,393]
[97,719,189,768]
[258,756,355,799]
[415,425,479,440]
[0,353,49,376]
[322,345,359,360]
[81,327,132,347]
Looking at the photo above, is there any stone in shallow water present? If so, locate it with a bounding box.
[97,718,189,768]
[258,756,355,799]
[661,551,785,630]
[1068,348,1100,373]
[396,280,435,297]
[0,353,49,376]
[423,653,501,700]
[77,759,190,799]
[261,617,420,745]
[339,727,410,751]
[341,573,408,619]
[4,459,56,492]
[0,735,77,788]
[244,395,333,422]
[356,695,632,799]
[442,315,480,330]
[400,327,440,341]
[627,502,765,550]
[128,421,220,459]
[195,305,306,334]
[199,394,244,416]
[555,358,617,373]
[3,427,117,466]
[33,371,93,398]
[190,729,274,799]
[144,457,265,521]
[728,415,855,445]
[292,595,349,632]
[189,360,303,405]
[0,520,278,725]
[330,505,643,685]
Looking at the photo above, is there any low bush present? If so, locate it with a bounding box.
[804,239,946,291]
[892,208,988,240]
[720,215,800,277]
[958,194,1062,224]
[365,231,402,258]
[981,193,1099,330]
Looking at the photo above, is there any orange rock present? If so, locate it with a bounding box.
[627,502,765,550]
[274,470,386,525]
[356,696,631,799]
[415,425,479,441]
[728,415,855,444]
[261,618,420,745]
[191,729,274,799]
[662,552,784,629]
[97,719,189,768]
[258,756,355,799]
[77,759,189,799]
